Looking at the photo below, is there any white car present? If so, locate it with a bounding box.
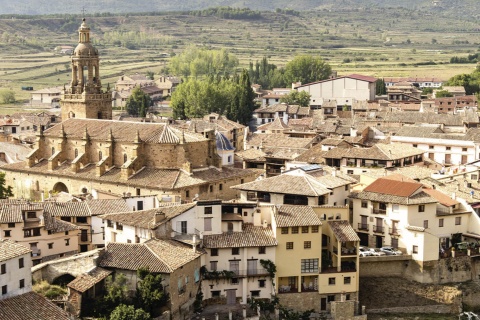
[380,246,402,255]
[368,248,386,256]
[359,246,372,257]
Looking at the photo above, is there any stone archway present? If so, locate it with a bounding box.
[53,182,69,193]
[52,273,76,287]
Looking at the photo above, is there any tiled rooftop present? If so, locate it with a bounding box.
[328,221,360,242]
[0,239,30,262]
[274,205,322,227]
[0,291,72,320]
[67,267,112,293]
[203,224,277,248]
[100,239,202,273]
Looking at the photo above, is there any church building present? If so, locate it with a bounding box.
[2,20,259,202]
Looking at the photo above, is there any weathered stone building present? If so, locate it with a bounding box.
[2,19,259,201]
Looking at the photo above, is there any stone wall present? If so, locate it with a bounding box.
[32,249,102,283]
[278,292,321,312]
[367,305,456,314]
[360,255,476,285]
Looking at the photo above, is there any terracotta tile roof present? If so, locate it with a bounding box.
[235,148,266,162]
[383,112,478,126]
[257,117,289,131]
[67,267,112,293]
[0,239,30,262]
[293,145,327,164]
[350,190,437,205]
[246,134,314,149]
[406,225,425,232]
[44,212,79,233]
[0,202,43,223]
[0,291,72,320]
[364,177,423,197]
[86,199,130,216]
[422,188,459,207]
[100,203,196,229]
[323,143,423,161]
[44,119,207,144]
[100,239,202,273]
[44,202,90,217]
[2,161,258,191]
[203,224,277,248]
[274,205,322,227]
[328,221,360,242]
[232,174,330,196]
[320,138,349,146]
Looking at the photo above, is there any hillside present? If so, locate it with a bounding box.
[3,0,480,18]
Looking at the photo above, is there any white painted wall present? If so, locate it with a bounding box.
[0,253,32,300]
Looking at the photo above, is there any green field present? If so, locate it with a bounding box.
[0,8,479,104]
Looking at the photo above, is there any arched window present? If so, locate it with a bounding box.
[51,147,55,155]
[74,149,78,158]
[98,151,102,161]
[123,153,128,164]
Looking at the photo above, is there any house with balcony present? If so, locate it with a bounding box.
[350,176,478,265]
[202,219,277,304]
[0,201,79,265]
[273,205,361,314]
[232,165,354,207]
[323,143,425,175]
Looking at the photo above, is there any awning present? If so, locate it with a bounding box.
[463,233,480,240]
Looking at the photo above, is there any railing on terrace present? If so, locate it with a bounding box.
[389,228,400,236]
[358,223,369,231]
[203,268,269,279]
[373,225,384,233]
[372,208,387,214]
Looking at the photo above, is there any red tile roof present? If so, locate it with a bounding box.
[364,177,423,197]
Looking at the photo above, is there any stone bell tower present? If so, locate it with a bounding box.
[61,18,112,121]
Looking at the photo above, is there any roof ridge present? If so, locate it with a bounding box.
[145,239,174,272]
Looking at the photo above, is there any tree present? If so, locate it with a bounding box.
[435,90,453,98]
[126,87,151,117]
[375,78,386,95]
[135,267,167,316]
[0,89,15,104]
[145,71,154,80]
[0,173,13,199]
[280,90,311,107]
[110,304,151,320]
[169,45,238,78]
[284,55,331,85]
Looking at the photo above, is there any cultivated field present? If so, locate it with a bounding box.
[0,8,478,105]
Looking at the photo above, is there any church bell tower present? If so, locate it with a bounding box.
[61,19,112,121]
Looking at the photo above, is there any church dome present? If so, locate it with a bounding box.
[215,132,235,151]
[74,42,98,56]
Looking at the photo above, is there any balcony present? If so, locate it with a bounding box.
[389,228,399,236]
[372,208,387,215]
[31,249,41,257]
[320,265,356,274]
[357,223,369,231]
[203,268,269,279]
[373,225,384,234]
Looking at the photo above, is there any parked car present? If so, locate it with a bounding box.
[368,248,386,256]
[380,246,402,255]
[359,246,372,257]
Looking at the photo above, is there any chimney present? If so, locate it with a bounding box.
[332,168,337,177]
[262,219,268,229]
[340,291,346,302]
[452,192,456,200]
[192,234,197,253]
